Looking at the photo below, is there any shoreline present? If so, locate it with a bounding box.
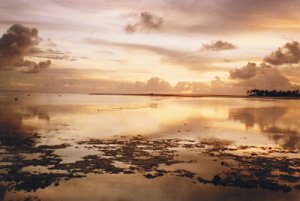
[1,91,300,99]
[89,93,300,99]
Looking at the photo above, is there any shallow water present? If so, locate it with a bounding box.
[0,93,299,201]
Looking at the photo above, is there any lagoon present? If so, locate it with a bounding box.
[0,93,299,201]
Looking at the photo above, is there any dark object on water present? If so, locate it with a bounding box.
[212,175,223,185]
[0,186,5,201]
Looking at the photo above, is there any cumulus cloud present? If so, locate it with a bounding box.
[229,40,300,91]
[0,24,51,72]
[229,62,257,80]
[0,24,39,68]
[124,12,163,33]
[230,62,292,90]
[264,41,300,65]
[201,40,237,51]
[113,76,244,95]
[144,77,171,92]
[114,77,172,93]
[1,65,293,95]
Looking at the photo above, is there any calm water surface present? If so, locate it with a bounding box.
[0,93,299,201]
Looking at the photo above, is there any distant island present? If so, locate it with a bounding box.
[90,90,300,98]
[89,93,245,98]
[247,89,300,97]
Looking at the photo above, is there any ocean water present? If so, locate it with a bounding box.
[0,93,299,201]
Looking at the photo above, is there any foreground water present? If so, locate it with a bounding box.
[0,93,299,201]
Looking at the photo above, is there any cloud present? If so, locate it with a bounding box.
[32,48,75,61]
[124,12,163,33]
[229,40,300,91]
[0,65,294,95]
[86,38,180,57]
[229,62,257,80]
[280,66,300,85]
[47,0,300,35]
[21,60,51,74]
[166,0,300,35]
[0,24,51,72]
[86,38,228,72]
[2,0,300,39]
[201,40,237,51]
[230,63,292,90]
[69,73,231,95]
[144,77,171,92]
[264,41,300,65]
[0,24,39,68]
[229,40,300,89]
[112,77,172,93]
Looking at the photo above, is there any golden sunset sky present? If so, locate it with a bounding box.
[1,0,300,94]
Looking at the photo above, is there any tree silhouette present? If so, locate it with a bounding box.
[247,89,300,97]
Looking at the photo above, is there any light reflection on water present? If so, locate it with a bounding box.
[0,93,299,201]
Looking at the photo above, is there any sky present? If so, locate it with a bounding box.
[1,0,300,94]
